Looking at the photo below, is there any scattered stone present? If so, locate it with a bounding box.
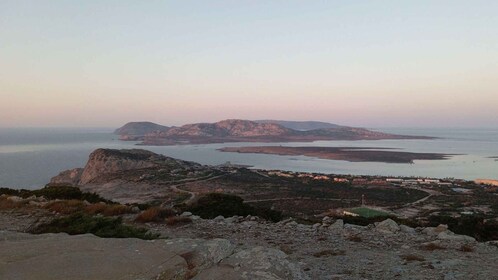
[286,221,298,227]
[423,224,448,236]
[375,219,400,234]
[214,215,225,222]
[437,231,476,242]
[196,246,310,280]
[399,224,416,234]
[181,211,193,217]
[329,219,344,231]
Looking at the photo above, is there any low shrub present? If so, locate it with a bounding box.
[427,214,498,242]
[0,185,111,204]
[187,193,282,222]
[135,207,175,223]
[31,213,158,240]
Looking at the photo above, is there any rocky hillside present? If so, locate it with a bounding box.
[256,120,343,130]
[50,149,208,203]
[114,121,169,140]
[161,119,292,137]
[1,207,497,280]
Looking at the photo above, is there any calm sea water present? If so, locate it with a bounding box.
[0,127,497,189]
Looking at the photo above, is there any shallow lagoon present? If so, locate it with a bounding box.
[0,127,496,188]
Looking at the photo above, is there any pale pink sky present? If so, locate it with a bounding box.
[1,1,497,128]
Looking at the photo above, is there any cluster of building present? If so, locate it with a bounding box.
[263,170,461,188]
[385,178,452,187]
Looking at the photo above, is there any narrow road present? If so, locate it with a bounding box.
[169,174,226,204]
[245,197,359,203]
[402,186,443,207]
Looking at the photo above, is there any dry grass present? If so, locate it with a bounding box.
[0,197,24,210]
[44,200,85,214]
[312,249,346,257]
[166,216,193,226]
[135,207,175,223]
[459,244,475,252]
[401,254,426,262]
[85,203,132,216]
[419,242,446,251]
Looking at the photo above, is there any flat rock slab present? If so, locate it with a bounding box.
[0,231,233,280]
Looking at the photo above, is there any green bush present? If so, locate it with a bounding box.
[0,185,111,204]
[428,214,498,242]
[187,193,282,222]
[31,213,158,240]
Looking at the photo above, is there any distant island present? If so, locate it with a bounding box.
[219,146,452,164]
[115,119,434,145]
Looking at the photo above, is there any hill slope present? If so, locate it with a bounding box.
[256,120,342,130]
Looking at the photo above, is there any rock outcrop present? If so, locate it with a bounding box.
[0,231,306,280]
[50,148,203,186]
[49,149,207,203]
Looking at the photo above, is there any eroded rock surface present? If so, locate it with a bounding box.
[0,231,305,280]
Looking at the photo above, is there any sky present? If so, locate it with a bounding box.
[1,0,497,128]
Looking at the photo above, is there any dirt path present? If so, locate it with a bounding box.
[169,174,226,204]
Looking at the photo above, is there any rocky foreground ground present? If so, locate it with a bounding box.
[1,206,498,280]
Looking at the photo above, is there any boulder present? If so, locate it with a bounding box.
[322,216,333,225]
[399,225,416,234]
[195,246,309,280]
[214,215,225,222]
[375,219,400,233]
[437,231,476,242]
[329,219,344,231]
[422,224,449,236]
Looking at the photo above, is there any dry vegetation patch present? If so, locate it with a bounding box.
[135,207,175,223]
[401,254,426,262]
[85,203,132,216]
[0,196,25,210]
[44,200,85,214]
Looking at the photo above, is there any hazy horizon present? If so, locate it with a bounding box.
[1,1,497,128]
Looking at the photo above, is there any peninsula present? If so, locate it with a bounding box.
[219,146,452,163]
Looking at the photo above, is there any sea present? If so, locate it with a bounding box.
[0,127,497,189]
